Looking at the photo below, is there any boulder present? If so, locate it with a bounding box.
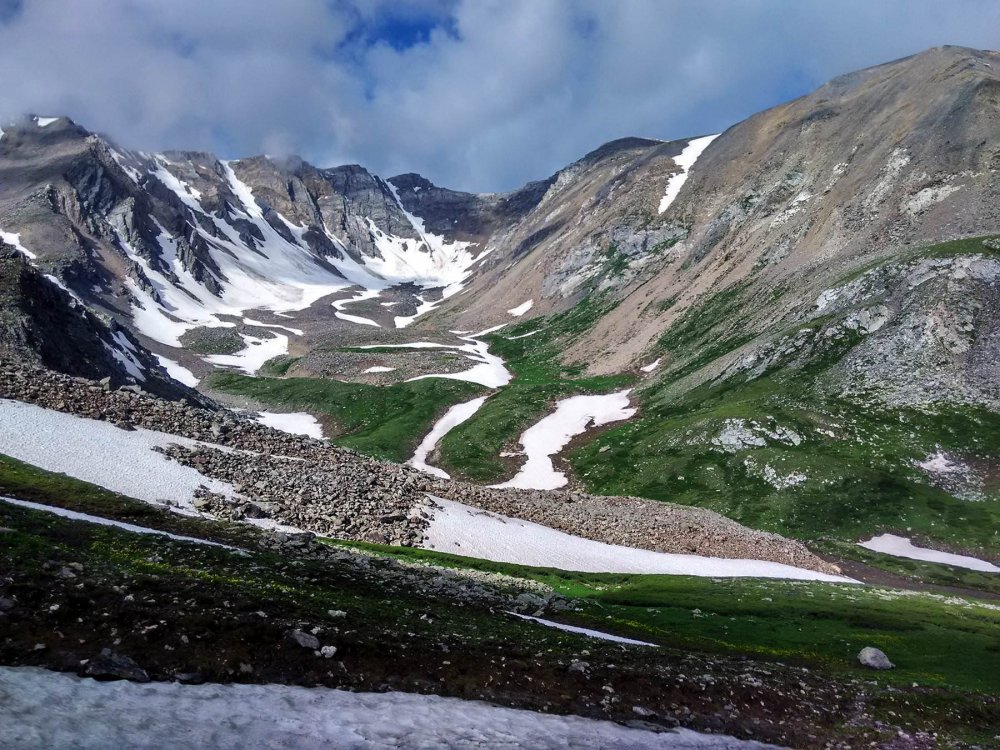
[85,649,150,682]
[858,646,894,670]
[290,630,320,650]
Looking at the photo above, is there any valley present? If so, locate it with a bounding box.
[2,44,999,748]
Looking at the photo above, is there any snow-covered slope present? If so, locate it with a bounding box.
[0,117,512,380]
[423,497,853,582]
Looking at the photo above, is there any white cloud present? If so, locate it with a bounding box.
[0,0,998,191]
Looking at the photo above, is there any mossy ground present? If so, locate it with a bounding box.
[205,372,484,462]
[331,540,1000,695]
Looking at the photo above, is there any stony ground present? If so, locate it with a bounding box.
[3,497,991,749]
[0,361,837,573]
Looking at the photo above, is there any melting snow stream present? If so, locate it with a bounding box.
[398,327,640,487]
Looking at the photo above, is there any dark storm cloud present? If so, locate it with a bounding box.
[1,0,998,191]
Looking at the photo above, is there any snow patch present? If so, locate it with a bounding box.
[105,331,147,382]
[859,534,999,573]
[640,358,661,373]
[43,273,81,303]
[507,299,534,317]
[494,391,636,490]
[0,400,238,512]
[333,288,381,327]
[363,365,396,373]
[658,134,720,214]
[155,355,199,387]
[0,666,776,749]
[35,116,59,127]
[0,497,236,550]
[406,330,512,389]
[506,330,540,340]
[253,411,324,439]
[204,331,289,375]
[242,317,303,336]
[423,497,853,582]
[507,612,658,646]
[0,230,36,260]
[409,396,489,479]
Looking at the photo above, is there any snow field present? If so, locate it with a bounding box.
[0,399,237,512]
[118,157,493,370]
[0,666,777,749]
[422,497,855,582]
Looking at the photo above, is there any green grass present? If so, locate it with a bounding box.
[437,296,634,482]
[4,452,998,740]
[259,355,300,376]
[329,539,1000,694]
[817,539,1000,596]
[571,359,1000,555]
[206,372,485,462]
[914,235,1000,260]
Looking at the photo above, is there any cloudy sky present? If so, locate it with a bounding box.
[1,0,998,191]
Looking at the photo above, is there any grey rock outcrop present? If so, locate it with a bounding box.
[857,647,894,670]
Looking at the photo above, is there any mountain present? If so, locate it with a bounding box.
[0,241,208,403]
[2,45,1000,747]
[434,46,1000,375]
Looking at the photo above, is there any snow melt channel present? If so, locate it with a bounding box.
[493,390,636,490]
[408,396,489,479]
[423,497,853,582]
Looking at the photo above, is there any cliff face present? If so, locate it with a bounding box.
[0,244,208,404]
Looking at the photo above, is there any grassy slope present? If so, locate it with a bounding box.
[331,540,1000,695]
[437,297,634,482]
[3,452,998,700]
[572,362,1000,555]
[568,239,1000,557]
[206,372,484,462]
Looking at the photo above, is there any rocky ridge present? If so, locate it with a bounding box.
[0,244,207,405]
